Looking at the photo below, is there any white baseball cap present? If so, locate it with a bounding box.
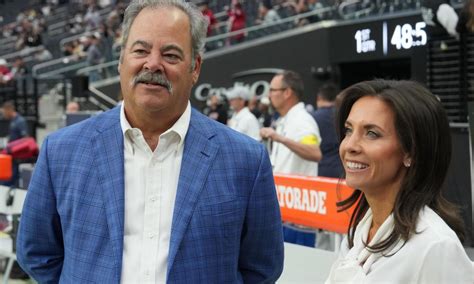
[226,85,252,101]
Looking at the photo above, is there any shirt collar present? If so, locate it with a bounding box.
[120,101,191,149]
[233,106,249,119]
[286,102,305,117]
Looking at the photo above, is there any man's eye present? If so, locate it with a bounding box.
[165,54,180,61]
[133,49,147,54]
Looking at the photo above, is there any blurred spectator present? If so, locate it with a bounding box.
[421,0,459,37]
[98,23,114,62]
[196,0,219,50]
[248,96,262,119]
[84,2,102,31]
[203,94,228,124]
[107,4,125,32]
[34,46,53,61]
[1,101,29,188]
[197,0,218,36]
[10,57,28,78]
[2,101,28,143]
[456,0,474,34]
[86,34,104,82]
[227,0,246,45]
[0,58,13,84]
[67,12,85,34]
[311,83,343,178]
[227,85,261,141]
[66,101,80,113]
[290,0,325,25]
[63,42,76,56]
[256,1,281,25]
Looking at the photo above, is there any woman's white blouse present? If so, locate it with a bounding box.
[326,206,474,283]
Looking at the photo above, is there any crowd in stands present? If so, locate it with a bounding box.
[0,0,466,83]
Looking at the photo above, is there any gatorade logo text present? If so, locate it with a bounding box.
[276,185,327,215]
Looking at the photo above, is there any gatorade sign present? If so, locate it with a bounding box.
[274,174,355,234]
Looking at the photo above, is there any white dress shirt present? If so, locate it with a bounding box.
[271,102,321,176]
[120,102,191,283]
[326,206,474,283]
[228,107,261,141]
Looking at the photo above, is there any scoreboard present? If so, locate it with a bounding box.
[329,13,428,62]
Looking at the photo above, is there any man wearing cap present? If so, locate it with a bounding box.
[227,85,261,141]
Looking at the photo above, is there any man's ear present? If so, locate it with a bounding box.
[117,52,123,74]
[192,55,202,84]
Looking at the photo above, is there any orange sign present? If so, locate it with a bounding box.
[0,154,12,181]
[274,174,355,234]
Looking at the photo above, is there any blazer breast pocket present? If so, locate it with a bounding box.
[198,197,245,240]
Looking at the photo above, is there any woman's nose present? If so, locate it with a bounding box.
[342,132,362,154]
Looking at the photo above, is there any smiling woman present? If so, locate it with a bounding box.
[325,79,474,283]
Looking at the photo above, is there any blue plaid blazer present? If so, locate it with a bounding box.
[17,106,284,283]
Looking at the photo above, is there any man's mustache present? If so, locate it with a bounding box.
[133,70,172,92]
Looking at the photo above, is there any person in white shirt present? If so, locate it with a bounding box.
[260,70,322,176]
[227,85,261,141]
[260,70,322,247]
[326,79,473,283]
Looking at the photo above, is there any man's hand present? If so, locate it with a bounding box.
[260,127,281,142]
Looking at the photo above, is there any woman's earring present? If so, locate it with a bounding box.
[404,160,411,168]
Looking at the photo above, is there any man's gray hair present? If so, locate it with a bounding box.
[120,0,208,69]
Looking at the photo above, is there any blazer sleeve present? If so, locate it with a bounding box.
[238,143,284,283]
[417,237,474,283]
[16,136,64,283]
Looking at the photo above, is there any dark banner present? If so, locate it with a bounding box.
[193,12,429,109]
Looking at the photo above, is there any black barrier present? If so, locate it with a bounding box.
[444,126,473,246]
[71,75,90,98]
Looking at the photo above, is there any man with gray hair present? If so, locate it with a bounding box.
[17,1,284,283]
[260,70,322,248]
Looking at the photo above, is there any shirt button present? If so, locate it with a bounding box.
[150,196,157,202]
[148,233,155,239]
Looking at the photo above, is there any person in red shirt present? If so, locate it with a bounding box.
[0,58,13,85]
[227,0,246,45]
[197,0,217,36]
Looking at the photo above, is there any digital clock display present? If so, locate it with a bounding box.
[355,21,428,55]
[388,22,427,51]
[329,15,430,63]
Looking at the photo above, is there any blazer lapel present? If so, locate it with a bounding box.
[167,110,219,275]
[92,107,125,281]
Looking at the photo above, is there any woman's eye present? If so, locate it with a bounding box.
[367,130,379,138]
[343,127,352,136]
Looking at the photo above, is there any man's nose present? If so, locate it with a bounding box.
[143,52,164,73]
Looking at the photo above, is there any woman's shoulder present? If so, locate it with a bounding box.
[415,206,460,243]
[413,207,474,282]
